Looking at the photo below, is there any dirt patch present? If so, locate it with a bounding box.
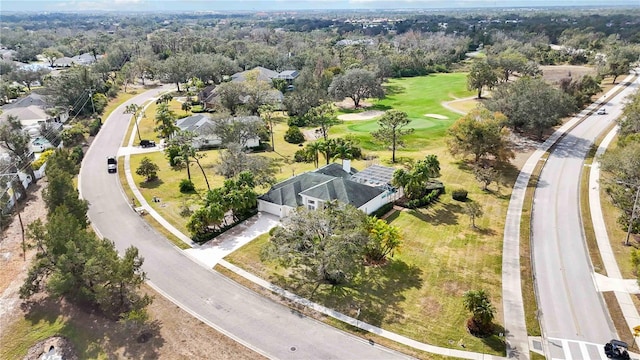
[540,65,597,85]
[424,113,448,120]
[24,336,78,360]
[334,98,373,110]
[0,179,263,359]
[508,132,541,170]
[338,110,385,121]
[0,181,46,330]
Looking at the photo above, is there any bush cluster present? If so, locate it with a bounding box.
[452,188,468,202]
[284,126,305,144]
[179,179,195,193]
[31,149,55,170]
[406,189,442,209]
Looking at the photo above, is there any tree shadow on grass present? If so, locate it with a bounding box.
[407,202,463,226]
[481,323,506,353]
[370,103,393,111]
[383,85,405,96]
[139,179,164,189]
[288,259,423,328]
[473,226,497,236]
[21,296,164,359]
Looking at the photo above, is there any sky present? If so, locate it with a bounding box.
[1,0,639,12]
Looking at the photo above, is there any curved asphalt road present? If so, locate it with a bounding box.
[79,87,409,359]
[531,75,640,360]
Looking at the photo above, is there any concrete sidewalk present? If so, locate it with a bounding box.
[500,71,639,360]
[589,123,640,349]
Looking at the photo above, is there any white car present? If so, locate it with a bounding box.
[597,108,607,115]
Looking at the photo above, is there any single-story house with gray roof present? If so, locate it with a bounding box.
[258,161,401,218]
[0,93,69,131]
[175,114,261,149]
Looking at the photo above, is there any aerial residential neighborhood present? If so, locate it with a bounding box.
[1,1,640,359]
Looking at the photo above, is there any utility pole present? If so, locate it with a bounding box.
[1,173,26,260]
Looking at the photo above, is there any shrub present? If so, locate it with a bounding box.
[294,149,312,163]
[179,204,193,217]
[287,116,308,127]
[179,179,195,193]
[70,146,84,164]
[370,202,394,218]
[31,149,55,170]
[452,189,468,202]
[406,189,442,209]
[88,118,102,136]
[284,126,305,144]
[166,146,182,167]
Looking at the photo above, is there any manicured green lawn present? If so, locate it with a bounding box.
[332,73,474,153]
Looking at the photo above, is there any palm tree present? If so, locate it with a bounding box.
[259,104,279,152]
[181,101,192,114]
[317,139,335,165]
[124,103,144,141]
[306,141,322,168]
[462,289,495,334]
[332,142,353,165]
[155,93,173,105]
[154,103,178,139]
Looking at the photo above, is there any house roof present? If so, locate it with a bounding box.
[275,70,299,80]
[259,172,335,207]
[175,114,216,135]
[175,114,263,136]
[0,93,51,123]
[315,163,356,178]
[259,162,389,209]
[300,177,384,209]
[53,57,74,66]
[231,66,279,83]
[350,164,396,187]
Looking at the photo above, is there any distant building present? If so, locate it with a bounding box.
[175,114,261,149]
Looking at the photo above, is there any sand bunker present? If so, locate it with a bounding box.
[338,110,385,121]
[424,113,448,119]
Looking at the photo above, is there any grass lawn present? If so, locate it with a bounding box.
[226,144,512,356]
[130,150,225,235]
[130,73,507,355]
[135,99,192,144]
[332,73,474,152]
[0,299,115,359]
[101,90,138,122]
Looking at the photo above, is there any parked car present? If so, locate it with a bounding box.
[107,156,117,173]
[140,139,156,148]
[604,339,630,359]
[597,107,607,115]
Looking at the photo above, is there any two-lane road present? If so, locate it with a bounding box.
[79,87,409,359]
[531,75,640,360]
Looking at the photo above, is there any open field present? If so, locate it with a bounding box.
[540,65,597,84]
